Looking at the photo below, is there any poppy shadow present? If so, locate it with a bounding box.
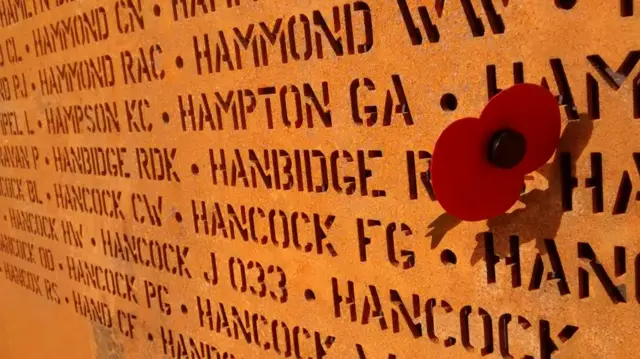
[426,212,463,249]
[426,114,594,264]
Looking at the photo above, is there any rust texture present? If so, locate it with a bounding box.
[0,0,638,358]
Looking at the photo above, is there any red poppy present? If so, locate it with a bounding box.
[431,84,561,221]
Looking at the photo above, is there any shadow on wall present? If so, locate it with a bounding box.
[426,114,594,265]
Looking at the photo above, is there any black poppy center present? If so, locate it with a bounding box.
[488,129,526,169]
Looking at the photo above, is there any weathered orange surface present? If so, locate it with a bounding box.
[0,1,639,358]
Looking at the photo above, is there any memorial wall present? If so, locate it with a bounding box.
[0,0,638,358]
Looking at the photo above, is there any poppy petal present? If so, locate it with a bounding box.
[480,84,561,175]
[431,117,524,221]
